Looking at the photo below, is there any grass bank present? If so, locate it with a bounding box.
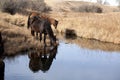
[50,12,120,44]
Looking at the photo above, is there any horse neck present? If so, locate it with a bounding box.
[48,18,57,29]
[46,25,56,41]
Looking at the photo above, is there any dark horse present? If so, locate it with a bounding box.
[29,15,56,46]
[27,12,58,37]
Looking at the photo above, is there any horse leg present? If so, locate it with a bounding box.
[47,33,55,46]
[40,33,42,42]
[36,32,38,36]
[50,38,53,46]
[44,34,47,47]
[36,32,39,39]
[31,30,35,36]
[43,45,47,58]
[49,35,57,46]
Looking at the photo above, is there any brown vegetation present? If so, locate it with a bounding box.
[0,0,51,15]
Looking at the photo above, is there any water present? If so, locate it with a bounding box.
[2,38,120,80]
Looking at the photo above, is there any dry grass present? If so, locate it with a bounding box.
[49,12,120,44]
[0,12,27,27]
[45,1,119,12]
[0,20,41,55]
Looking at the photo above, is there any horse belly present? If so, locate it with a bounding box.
[32,26,40,32]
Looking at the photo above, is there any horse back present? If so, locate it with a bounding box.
[31,18,46,33]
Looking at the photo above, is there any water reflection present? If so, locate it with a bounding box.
[2,34,120,80]
[28,45,58,73]
[58,34,120,52]
[0,32,5,80]
[0,60,5,80]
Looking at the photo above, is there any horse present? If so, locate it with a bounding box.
[27,12,58,37]
[29,15,56,46]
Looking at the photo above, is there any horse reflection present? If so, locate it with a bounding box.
[0,32,5,80]
[0,32,4,57]
[0,60,5,80]
[28,45,58,73]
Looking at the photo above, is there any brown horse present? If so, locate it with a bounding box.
[29,15,56,46]
[27,12,58,37]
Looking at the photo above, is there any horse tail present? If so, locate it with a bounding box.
[27,13,32,29]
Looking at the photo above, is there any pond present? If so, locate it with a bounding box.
[1,36,120,80]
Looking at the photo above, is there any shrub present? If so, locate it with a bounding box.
[29,0,51,12]
[71,4,103,13]
[0,0,51,15]
[1,0,18,15]
[65,29,77,39]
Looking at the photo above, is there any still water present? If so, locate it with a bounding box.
[3,38,120,80]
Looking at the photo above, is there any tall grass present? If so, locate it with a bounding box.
[49,12,120,44]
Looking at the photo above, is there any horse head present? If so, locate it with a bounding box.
[53,20,58,29]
